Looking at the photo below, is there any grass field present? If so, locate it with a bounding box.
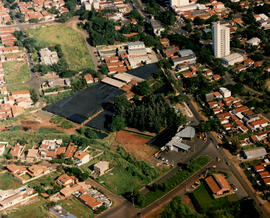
[3,61,30,84]
[0,172,21,190]
[7,84,30,92]
[59,197,93,218]
[28,24,94,71]
[99,167,145,195]
[190,181,238,213]
[4,198,53,218]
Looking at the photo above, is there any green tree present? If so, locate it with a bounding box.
[109,115,126,132]
[30,88,38,104]
[134,81,150,96]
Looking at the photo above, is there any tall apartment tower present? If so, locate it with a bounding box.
[212,21,230,58]
[170,0,190,8]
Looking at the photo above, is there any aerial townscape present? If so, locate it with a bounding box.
[0,0,268,217]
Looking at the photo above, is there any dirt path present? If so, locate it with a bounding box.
[66,18,99,71]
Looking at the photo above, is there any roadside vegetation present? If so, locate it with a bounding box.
[125,156,211,208]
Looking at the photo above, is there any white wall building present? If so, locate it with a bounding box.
[212,22,230,58]
[219,87,231,98]
[170,0,190,8]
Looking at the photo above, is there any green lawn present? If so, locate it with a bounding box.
[4,198,53,218]
[59,197,93,218]
[27,171,60,187]
[99,167,145,195]
[3,61,30,84]
[28,24,94,71]
[7,84,30,92]
[190,181,238,213]
[0,172,22,190]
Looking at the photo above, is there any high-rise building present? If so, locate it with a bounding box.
[170,0,190,8]
[212,21,230,58]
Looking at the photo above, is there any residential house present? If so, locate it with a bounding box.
[56,174,75,187]
[94,161,109,176]
[73,150,90,166]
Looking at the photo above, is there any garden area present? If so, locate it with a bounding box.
[3,60,30,84]
[27,24,94,71]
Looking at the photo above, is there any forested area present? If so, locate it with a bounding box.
[109,95,186,133]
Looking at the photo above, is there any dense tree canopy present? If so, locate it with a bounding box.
[109,95,186,133]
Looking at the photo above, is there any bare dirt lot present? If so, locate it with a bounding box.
[115,131,158,162]
[17,111,79,134]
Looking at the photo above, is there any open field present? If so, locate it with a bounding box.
[190,181,238,213]
[98,167,146,195]
[0,172,21,190]
[115,131,157,162]
[28,24,94,71]
[7,84,30,92]
[3,61,30,84]
[59,197,93,218]
[4,198,53,218]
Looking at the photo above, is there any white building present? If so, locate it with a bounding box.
[219,87,231,98]
[128,41,145,50]
[0,142,7,156]
[94,161,109,176]
[212,22,230,58]
[222,53,244,66]
[246,37,261,46]
[73,150,90,166]
[170,0,189,8]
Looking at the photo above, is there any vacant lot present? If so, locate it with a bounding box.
[3,61,30,84]
[115,131,156,161]
[28,24,94,71]
[59,197,93,218]
[4,198,53,218]
[0,172,21,190]
[98,167,145,195]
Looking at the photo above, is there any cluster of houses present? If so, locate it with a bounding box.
[173,0,230,20]
[7,163,51,184]
[0,2,11,24]
[25,139,91,166]
[15,0,68,22]
[97,41,158,73]
[0,28,26,84]
[0,89,33,119]
[206,87,269,133]
[57,174,112,211]
[253,158,270,186]
[160,38,197,71]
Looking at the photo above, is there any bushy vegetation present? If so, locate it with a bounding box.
[125,156,211,207]
[162,196,200,218]
[109,95,186,133]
